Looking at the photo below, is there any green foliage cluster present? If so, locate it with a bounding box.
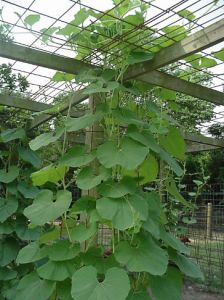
[2,0,224,298]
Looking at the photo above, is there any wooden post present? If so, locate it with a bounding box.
[81,94,104,250]
[206,202,212,239]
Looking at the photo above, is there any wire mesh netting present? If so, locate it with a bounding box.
[0,0,223,136]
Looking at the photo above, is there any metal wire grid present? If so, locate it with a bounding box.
[186,202,224,288]
[0,0,223,120]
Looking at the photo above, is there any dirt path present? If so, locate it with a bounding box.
[183,284,224,300]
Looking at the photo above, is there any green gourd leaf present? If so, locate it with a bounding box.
[44,239,80,261]
[24,14,40,26]
[98,177,137,198]
[97,137,149,170]
[37,259,75,281]
[24,190,72,226]
[59,145,96,167]
[96,197,134,230]
[0,128,25,142]
[0,196,18,223]
[76,166,110,190]
[15,272,56,300]
[115,234,168,275]
[149,267,183,300]
[71,266,130,300]
[0,166,19,183]
[18,147,42,168]
[29,127,64,151]
[31,165,67,186]
[16,241,46,264]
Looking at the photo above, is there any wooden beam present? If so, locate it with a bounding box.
[0,93,84,118]
[125,19,224,79]
[186,142,219,153]
[183,132,224,147]
[0,40,98,75]
[30,90,88,128]
[137,70,224,105]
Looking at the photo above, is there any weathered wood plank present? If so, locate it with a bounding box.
[186,143,219,153]
[0,93,84,118]
[137,70,224,105]
[125,19,224,79]
[0,40,98,74]
[184,132,224,147]
[30,90,88,128]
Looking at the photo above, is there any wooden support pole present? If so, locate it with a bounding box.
[81,94,104,250]
[206,202,212,240]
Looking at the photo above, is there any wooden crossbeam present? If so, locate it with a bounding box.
[0,40,97,74]
[125,19,224,79]
[137,70,224,105]
[186,142,219,153]
[0,93,84,118]
[30,90,88,128]
[0,20,223,125]
[183,132,224,148]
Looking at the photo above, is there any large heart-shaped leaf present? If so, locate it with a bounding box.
[96,197,134,230]
[76,166,110,190]
[57,279,73,300]
[97,137,149,170]
[149,267,183,300]
[112,108,146,127]
[71,266,130,300]
[16,241,46,264]
[29,127,64,151]
[59,145,96,167]
[15,272,56,300]
[127,51,154,65]
[159,228,189,255]
[127,291,152,300]
[83,81,120,94]
[18,147,42,168]
[0,267,17,281]
[0,197,18,222]
[0,238,20,266]
[98,177,137,198]
[160,127,185,160]
[31,165,67,186]
[126,125,160,153]
[128,193,149,221]
[37,259,75,281]
[159,149,183,176]
[70,222,97,243]
[65,110,103,132]
[81,247,119,275]
[24,190,72,226]
[115,235,168,275]
[169,250,204,280]
[165,177,190,207]
[0,221,14,234]
[17,182,40,199]
[0,166,19,183]
[138,155,158,184]
[44,239,80,261]
[0,128,25,142]
[15,216,42,241]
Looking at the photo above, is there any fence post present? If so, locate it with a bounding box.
[206,202,212,239]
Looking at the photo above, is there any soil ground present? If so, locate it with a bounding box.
[183,283,224,300]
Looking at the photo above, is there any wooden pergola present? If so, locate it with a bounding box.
[0,6,224,152]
